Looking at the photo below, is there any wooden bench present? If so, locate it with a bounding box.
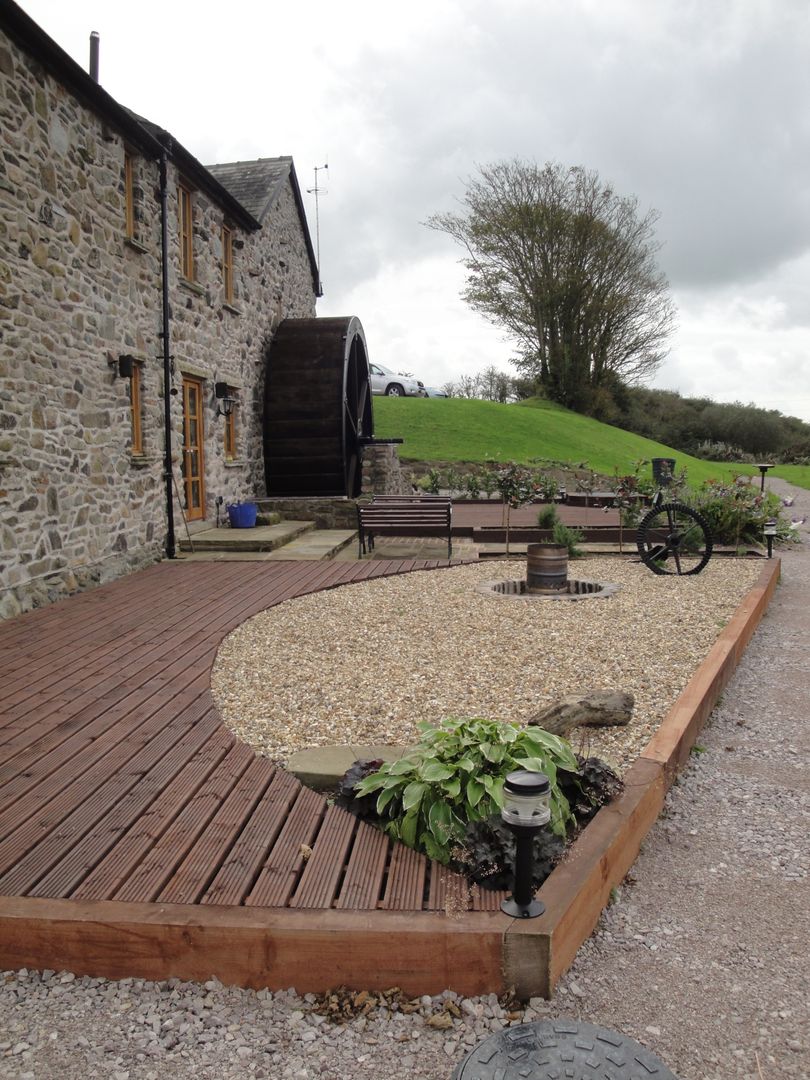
[357,497,453,558]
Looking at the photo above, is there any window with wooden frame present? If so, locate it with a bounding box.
[178,181,194,280]
[222,224,234,303]
[223,400,237,460]
[124,151,136,239]
[129,362,143,454]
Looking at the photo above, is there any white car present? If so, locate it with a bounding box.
[369,363,427,397]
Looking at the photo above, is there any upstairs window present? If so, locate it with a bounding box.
[222,224,234,303]
[124,152,136,239]
[178,182,194,280]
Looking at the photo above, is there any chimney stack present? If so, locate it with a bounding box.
[89,31,100,82]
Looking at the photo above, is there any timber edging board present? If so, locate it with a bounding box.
[502,557,781,998]
[0,559,780,998]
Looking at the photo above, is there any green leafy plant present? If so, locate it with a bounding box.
[537,504,559,530]
[479,467,500,500]
[445,466,465,498]
[691,477,791,547]
[421,467,442,494]
[534,472,559,502]
[464,473,482,500]
[354,717,578,864]
[496,461,540,554]
[552,520,584,557]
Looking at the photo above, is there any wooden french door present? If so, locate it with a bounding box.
[182,376,206,520]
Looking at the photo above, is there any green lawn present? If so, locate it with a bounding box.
[372,396,750,487]
[770,464,810,490]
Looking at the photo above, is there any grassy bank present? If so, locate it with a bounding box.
[372,396,746,487]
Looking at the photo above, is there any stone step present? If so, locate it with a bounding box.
[286,744,416,791]
[263,529,358,560]
[178,520,315,552]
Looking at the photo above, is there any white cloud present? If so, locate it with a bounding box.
[17,0,810,422]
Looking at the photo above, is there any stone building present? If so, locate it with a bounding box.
[0,0,321,618]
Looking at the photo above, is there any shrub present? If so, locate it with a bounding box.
[465,473,482,500]
[354,717,578,864]
[537,504,559,529]
[422,468,442,495]
[552,520,584,557]
[691,478,788,546]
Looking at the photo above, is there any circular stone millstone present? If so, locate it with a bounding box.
[452,1019,679,1079]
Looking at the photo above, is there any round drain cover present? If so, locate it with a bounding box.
[452,1019,679,1079]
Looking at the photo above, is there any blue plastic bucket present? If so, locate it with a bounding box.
[227,502,258,529]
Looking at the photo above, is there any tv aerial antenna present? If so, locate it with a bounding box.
[307,162,328,290]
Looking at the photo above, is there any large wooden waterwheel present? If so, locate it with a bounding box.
[263,316,374,497]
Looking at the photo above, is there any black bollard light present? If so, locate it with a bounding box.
[500,770,550,919]
[764,519,777,559]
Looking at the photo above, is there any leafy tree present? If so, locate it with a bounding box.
[427,160,676,410]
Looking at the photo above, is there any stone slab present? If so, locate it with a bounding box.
[178,521,315,552]
[263,529,357,560]
[287,744,416,790]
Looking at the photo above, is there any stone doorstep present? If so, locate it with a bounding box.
[262,529,357,560]
[286,744,416,791]
[178,520,315,552]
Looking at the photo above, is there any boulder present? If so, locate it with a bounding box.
[527,690,634,737]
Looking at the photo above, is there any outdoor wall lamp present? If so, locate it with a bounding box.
[764,519,777,559]
[500,769,550,920]
[215,381,237,418]
[117,354,135,378]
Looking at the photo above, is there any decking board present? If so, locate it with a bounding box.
[201,768,301,907]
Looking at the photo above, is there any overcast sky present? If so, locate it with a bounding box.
[17,0,810,422]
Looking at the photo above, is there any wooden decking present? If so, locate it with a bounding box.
[0,556,781,996]
[0,559,496,907]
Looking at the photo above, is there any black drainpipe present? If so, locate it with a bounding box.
[159,147,177,559]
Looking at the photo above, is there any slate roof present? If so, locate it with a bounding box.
[207,158,321,295]
[206,158,292,224]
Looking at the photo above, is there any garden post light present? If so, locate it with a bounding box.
[500,770,550,919]
[764,519,777,559]
[755,463,774,492]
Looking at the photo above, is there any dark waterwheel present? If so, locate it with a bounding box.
[263,316,373,497]
[636,501,713,575]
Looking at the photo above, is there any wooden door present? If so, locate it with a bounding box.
[182,376,206,520]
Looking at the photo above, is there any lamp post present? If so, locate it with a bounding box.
[764,519,777,559]
[500,770,550,919]
[755,463,774,493]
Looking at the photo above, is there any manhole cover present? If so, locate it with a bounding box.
[452,1019,679,1079]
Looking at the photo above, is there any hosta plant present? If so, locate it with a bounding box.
[354,716,578,864]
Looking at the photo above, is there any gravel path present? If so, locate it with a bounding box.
[2,481,808,1080]
[211,557,761,773]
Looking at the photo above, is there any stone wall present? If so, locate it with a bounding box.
[0,30,316,618]
[360,442,411,496]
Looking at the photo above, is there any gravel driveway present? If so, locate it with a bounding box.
[1,481,807,1080]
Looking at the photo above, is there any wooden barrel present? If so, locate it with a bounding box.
[526,543,569,593]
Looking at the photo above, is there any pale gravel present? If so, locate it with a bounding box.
[2,483,807,1080]
[211,557,762,773]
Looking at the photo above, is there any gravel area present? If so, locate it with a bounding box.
[1,482,807,1080]
[211,556,762,773]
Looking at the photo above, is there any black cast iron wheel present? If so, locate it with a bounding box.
[636,501,713,575]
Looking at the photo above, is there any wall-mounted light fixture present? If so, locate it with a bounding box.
[117,354,135,378]
[215,381,237,419]
[500,769,551,920]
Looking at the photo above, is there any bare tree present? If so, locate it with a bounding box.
[426,161,676,410]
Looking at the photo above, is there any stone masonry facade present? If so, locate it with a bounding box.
[0,14,318,618]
